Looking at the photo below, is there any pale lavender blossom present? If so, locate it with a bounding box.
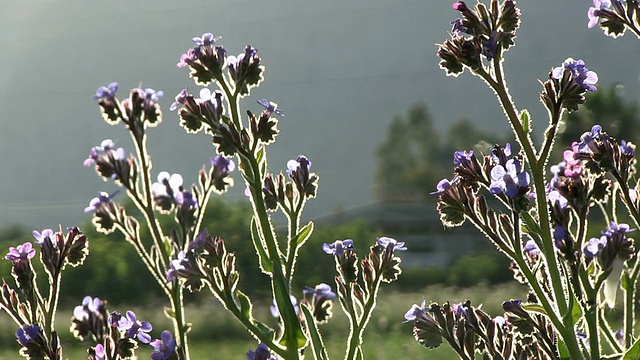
[93,82,118,100]
[150,330,176,360]
[322,239,355,255]
[377,237,407,251]
[117,310,153,343]
[4,242,36,261]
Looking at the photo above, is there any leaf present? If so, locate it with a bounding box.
[520,210,542,236]
[569,291,582,324]
[623,337,640,360]
[520,109,531,133]
[273,266,307,350]
[251,218,272,274]
[163,307,176,320]
[238,291,253,319]
[293,222,314,247]
[557,337,571,360]
[621,269,632,291]
[300,304,329,360]
[522,303,547,316]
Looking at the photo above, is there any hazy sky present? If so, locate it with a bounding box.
[1,1,640,229]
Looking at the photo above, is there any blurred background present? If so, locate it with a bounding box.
[1,0,640,358]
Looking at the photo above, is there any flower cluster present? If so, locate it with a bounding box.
[437,0,520,76]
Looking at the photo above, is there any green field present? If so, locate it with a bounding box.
[0,283,527,359]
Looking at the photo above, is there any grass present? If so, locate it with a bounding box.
[0,282,527,359]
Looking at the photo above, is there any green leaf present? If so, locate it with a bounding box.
[520,109,531,133]
[621,269,632,291]
[293,221,314,247]
[251,218,272,274]
[522,303,548,316]
[163,307,176,320]
[238,291,253,319]
[623,337,640,360]
[300,304,329,360]
[570,291,583,324]
[557,337,571,360]
[520,211,542,237]
[273,267,308,349]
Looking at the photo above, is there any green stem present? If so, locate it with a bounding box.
[345,276,381,360]
[480,60,577,348]
[599,309,623,353]
[171,284,189,358]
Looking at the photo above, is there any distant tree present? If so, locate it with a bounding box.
[374,102,447,200]
[374,102,508,200]
[553,84,640,160]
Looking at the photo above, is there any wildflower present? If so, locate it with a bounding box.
[93,82,118,100]
[117,310,153,343]
[151,171,185,208]
[287,155,318,198]
[73,296,103,321]
[15,324,41,346]
[246,343,276,360]
[257,98,285,117]
[552,58,598,92]
[4,242,36,261]
[490,159,530,197]
[32,228,54,245]
[192,32,221,46]
[150,330,176,360]
[450,18,468,35]
[269,295,299,318]
[481,31,500,60]
[430,177,455,195]
[404,299,427,322]
[166,251,188,282]
[84,191,118,213]
[584,236,607,260]
[143,88,164,102]
[170,87,189,111]
[523,239,540,256]
[377,237,407,251]
[210,155,235,192]
[322,239,355,255]
[93,344,106,360]
[303,283,337,299]
[588,0,611,28]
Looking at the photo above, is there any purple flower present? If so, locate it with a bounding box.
[192,33,221,46]
[211,155,236,176]
[404,299,427,322]
[117,310,153,343]
[377,237,407,251]
[83,139,125,167]
[93,82,118,100]
[588,0,611,28]
[4,242,36,261]
[523,239,540,255]
[430,177,455,195]
[257,99,285,117]
[73,296,102,320]
[620,140,635,156]
[144,88,163,102]
[578,125,603,153]
[166,251,188,282]
[490,159,530,197]
[322,239,355,255]
[303,283,337,299]
[286,156,311,175]
[548,190,568,209]
[150,330,176,360]
[552,58,598,92]
[94,344,106,360]
[453,150,473,166]
[190,230,208,250]
[603,221,635,237]
[151,171,184,203]
[481,31,500,60]
[170,87,189,111]
[16,324,41,346]
[246,343,276,360]
[450,19,467,36]
[84,191,118,213]
[32,228,54,245]
[269,295,299,318]
[584,236,607,260]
